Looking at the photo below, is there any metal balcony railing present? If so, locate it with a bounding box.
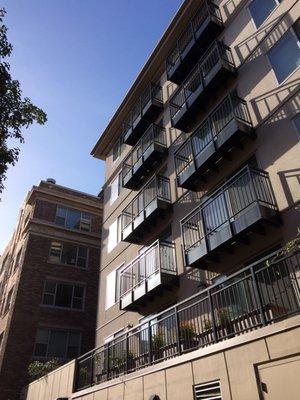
[181,166,278,267]
[166,1,223,83]
[120,240,177,310]
[74,249,300,391]
[174,94,254,188]
[121,176,171,243]
[122,83,163,145]
[169,41,236,129]
[122,124,168,190]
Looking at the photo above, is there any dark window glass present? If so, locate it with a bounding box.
[61,244,77,266]
[294,114,300,136]
[249,0,278,28]
[34,329,80,359]
[268,30,300,83]
[49,242,62,263]
[55,284,73,308]
[55,207,67,226]
[77,247,88,268]
[67,332,81,358]
[48,331,68,358]
[66,209,81,229]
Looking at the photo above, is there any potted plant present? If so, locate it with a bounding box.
[217,308,234,337]
[152,329,165,361]
[179,322,198,351]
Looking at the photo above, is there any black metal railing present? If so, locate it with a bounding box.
[121,176,171,238]
[166,1,223,77]
[181,166,277,255]
[169,42,235,122]
[122,124,167,186]
[120,240,177,303]
[74,249,300,391]
[122,83,163,139]
[174,94,253,180]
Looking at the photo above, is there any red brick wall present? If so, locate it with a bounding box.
[0,233,100,400]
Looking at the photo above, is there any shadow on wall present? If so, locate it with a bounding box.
[251,79,300,126]
[278,169,300,209]
[235,12,294,65]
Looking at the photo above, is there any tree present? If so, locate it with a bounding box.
[0,8,47,194]
[27,359,61,381]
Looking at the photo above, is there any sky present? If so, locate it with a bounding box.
[0,0,183,253]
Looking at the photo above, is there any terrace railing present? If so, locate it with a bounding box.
[169,42,235,125]
[166,1,223,82]
[120,240,177,309]
[123,83,163,145]
[174,94,253,184]
[74,249,300,391]
[122,124,167,188]
[181,166,278,260]
[121,175,171,242]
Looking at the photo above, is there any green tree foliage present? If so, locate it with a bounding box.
[0,8,47,193]
[27,359,61,380]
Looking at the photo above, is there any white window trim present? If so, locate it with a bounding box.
[105,263,125,310]
[48,241,89,269]
[107,216,122,253]
[41,281,86,311]
[55,205,92,233]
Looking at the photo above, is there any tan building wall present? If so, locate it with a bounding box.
[95,0,300,346]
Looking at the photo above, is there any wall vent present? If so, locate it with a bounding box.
[194,380,222,400]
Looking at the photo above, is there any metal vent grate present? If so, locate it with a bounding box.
[194,380,222,400]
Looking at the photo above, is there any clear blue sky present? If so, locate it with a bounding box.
[0,0,182,253]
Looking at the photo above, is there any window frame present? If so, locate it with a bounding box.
[248,0,281,30]
[292,114,300,139]
[41,280,85,311]
[33,328,82,360]
[107,216,122,253]
[266,27,300,85]
[110,172,122,205]
[3,287,14,315]
[55,206,92,233]
[48,241,89,269]
[105,263,125,310]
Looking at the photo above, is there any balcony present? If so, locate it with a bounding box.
[123,83,163,146]
[122,124,168,190]
[75,249,300,390]
[181,166,279,269]
[166,1,223,84]
[120,241,178,311]
[121,176,172,244]
[169,42,237,131]
[174,94,256,190]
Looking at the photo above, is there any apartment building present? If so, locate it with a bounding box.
[23,1,300,399]
[0,179,103,400]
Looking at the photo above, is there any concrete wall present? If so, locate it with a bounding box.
[22,360,75,400]
[72,315,300,400]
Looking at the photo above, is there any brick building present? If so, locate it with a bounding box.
[0,179,103,400]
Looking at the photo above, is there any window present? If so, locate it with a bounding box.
[107,216,122,253]
[13,250,22,272]
[249,0,279,28]
[194,380,222,400]
[42,281,85,310]
[105,264,125,309]
[3,287,14,315]
[55,206,91,232]
[293,114,300,138]
[110,172,122,205]
[268,29,300,83]
[33,328,81,360]
[49,241,88,268]
[112,137,124,162]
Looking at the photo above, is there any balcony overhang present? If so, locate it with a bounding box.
[167,10,224,84]
[171,59,237,131]
[122,198,172,244]
[178,119,256,191]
